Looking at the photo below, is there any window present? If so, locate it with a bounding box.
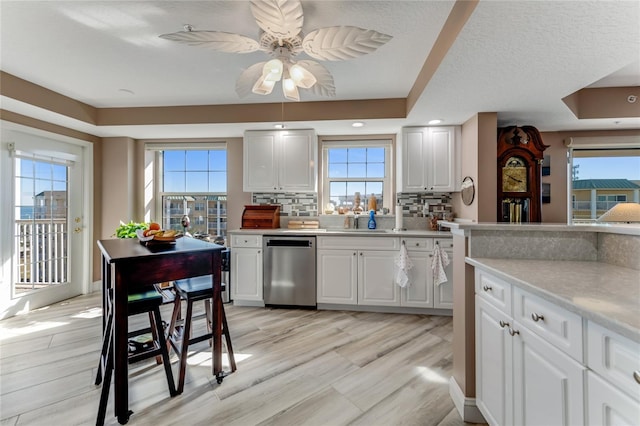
[570,148,640,221]
[156,147,227,238]
[322,139,392,213]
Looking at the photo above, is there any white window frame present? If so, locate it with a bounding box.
[146,142,228,236]
[320,137,394,214]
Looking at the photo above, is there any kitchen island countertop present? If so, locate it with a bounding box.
[228,228,452,237]
[467,257,640,343]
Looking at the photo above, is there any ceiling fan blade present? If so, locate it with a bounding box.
[236,62,267,98]
[250,0,303,41]
[302,26,393,61]
[295,60,335,97]
[159,31,260,53]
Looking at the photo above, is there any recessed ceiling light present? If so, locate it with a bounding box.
[428,119,442,125]
[274,124,286,129]
[352,122,365,128]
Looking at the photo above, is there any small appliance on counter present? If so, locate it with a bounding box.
[241,205,280,229]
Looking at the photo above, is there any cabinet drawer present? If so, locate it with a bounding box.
[230,234,262,248]
[587,321,640,401]
[475,269,512,315]
[434,238,453,250]
[401,238,433,251]
[317,236,399,250]
[513,287,583,362]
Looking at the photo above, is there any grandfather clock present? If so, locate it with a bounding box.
[497,125,548,223]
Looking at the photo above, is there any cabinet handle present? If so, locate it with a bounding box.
[508,328,520,336]
[258,250,261,254]
[483,285,492,292]
[353,252,357,256]
[633,371,640,384]
[531,312,545,322]
[499,320,509,328]
[360,252,363,256]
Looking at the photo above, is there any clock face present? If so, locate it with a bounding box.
[502,157,527,192]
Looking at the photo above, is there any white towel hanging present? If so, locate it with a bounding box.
[432,242,451,285]
[395,240,413,288]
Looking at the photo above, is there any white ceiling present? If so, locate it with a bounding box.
[1,0,639,139]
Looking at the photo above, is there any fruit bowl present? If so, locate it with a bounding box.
[136,229,182,244]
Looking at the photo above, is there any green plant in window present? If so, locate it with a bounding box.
[114,220,148,239]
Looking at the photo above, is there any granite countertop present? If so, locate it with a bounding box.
[466,257,640,343]
[229,228,452,237]
[442,221,640,236]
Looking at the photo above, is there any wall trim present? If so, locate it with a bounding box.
[449,376,486,424]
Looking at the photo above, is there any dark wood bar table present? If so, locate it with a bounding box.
[97,237,225,424]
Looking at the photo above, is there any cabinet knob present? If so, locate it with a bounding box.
[508,328,520,336]
[483,285,492,292]
[499,320,510,328]
[353,252,357,256]
[531,312,545,322]
[633,371,640,384]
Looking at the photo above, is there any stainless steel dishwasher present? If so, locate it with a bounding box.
[263,235,316,308]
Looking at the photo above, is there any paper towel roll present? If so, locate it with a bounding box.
[395,205,404,230]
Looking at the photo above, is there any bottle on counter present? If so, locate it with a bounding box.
[368,193,377,212]
[368,210,377,229]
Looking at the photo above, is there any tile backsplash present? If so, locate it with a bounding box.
[251,191,454,219]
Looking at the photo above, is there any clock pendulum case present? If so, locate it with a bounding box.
[497,125,548,223]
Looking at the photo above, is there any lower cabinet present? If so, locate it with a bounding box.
[587,371,640,426]
[475,270,585,426]
[316,248,398,305]
[230,235,263,302]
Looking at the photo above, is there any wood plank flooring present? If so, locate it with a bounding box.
[0,292,483,426]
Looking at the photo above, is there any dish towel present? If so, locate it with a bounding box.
[432,243,451,285]
[394,241,414,288]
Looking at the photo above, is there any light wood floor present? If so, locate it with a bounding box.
[0,292,483,426]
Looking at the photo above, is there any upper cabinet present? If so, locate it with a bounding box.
[398,126,460,192]
[243,129,317,192]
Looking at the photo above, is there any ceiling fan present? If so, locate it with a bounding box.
[159,0,392,101]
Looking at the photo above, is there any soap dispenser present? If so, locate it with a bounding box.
[368,210,376,229]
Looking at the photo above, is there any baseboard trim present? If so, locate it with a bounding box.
[449,376,486,424]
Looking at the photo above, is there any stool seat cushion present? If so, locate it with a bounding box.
[174,275,226,299]
[128,289,163,314]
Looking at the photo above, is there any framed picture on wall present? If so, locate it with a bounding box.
[542,155,551,176]
[542,183,551,203]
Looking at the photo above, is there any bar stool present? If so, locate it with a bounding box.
[167,275,236,393]
[95,288,177,426]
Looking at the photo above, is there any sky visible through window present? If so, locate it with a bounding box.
[573,156,640,180]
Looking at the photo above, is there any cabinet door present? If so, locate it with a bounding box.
[402,128,428,191]
[428,127,456,192]
[317,249,357,304]
[512,322,585,426]
[476,296,513,426]
[401,250,433,308]
[433,249,453,309]
[279,130,317,192]
[587,371,640,426]
[230,247,263,301]
[243,132,278,192]
[359,250,400,306]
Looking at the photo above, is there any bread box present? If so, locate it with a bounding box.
[241,205,281,229]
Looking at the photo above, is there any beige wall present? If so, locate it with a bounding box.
[226,137,252,233]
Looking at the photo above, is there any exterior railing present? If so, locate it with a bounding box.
[572,200,623,211]
[14,219,68,292]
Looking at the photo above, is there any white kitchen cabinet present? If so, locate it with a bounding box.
[587,371,640,426]
[476,296,513,426]
[316,236,399,306]
[399,126,459,192]
[433,239,453,309]
[475,269,585,426]
[358,250,400,306]
[399,238,453,309]
[316,249,358,304]
[243,129,317,192]
[230,234,263,303]
[512,320,585,426]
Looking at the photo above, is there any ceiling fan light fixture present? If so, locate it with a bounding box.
[289,63,317,88]
[263,59,284,82]
[282,77,300,101]
[252,75,276,95]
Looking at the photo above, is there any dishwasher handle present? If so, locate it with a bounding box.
[265,239,313,248]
